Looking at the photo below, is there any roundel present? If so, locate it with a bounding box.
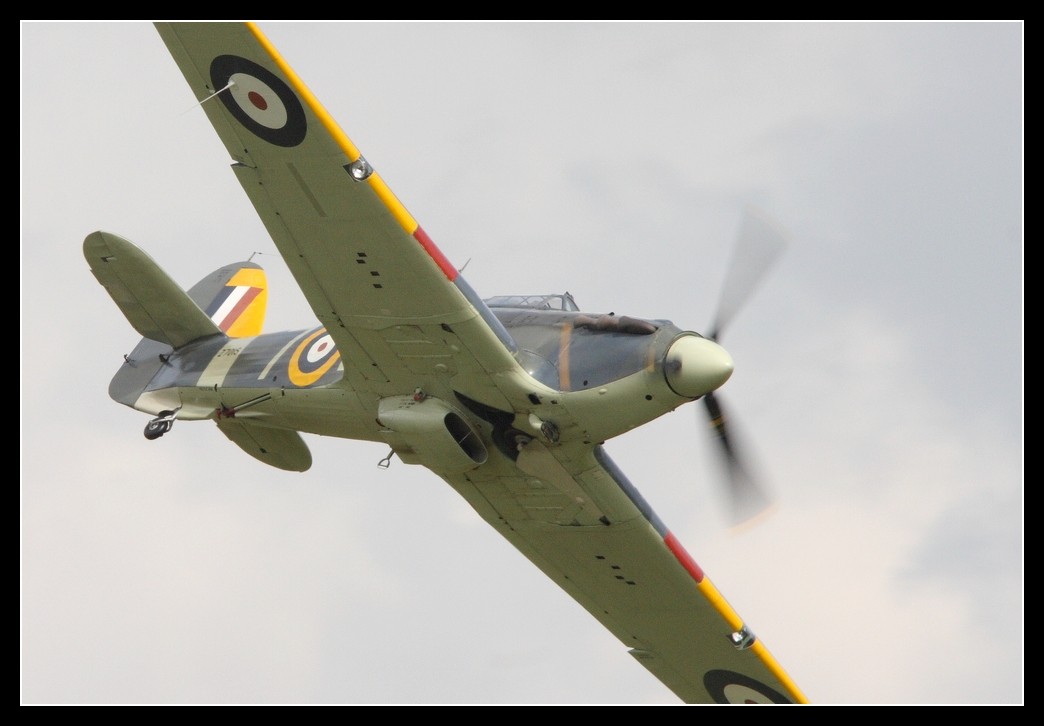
[703,669,790,704]
[210,55,306,147]
[288,329,341,387]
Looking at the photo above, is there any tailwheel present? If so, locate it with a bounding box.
[144,410,177,440]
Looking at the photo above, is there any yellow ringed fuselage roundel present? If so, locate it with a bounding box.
[288,328,340,386]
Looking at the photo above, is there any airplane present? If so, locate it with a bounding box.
[83,22,806,704]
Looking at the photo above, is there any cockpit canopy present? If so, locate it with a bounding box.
[484,293,680,392]
[484,293,580,312]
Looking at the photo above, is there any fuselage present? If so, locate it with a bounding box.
[110,301,732,453]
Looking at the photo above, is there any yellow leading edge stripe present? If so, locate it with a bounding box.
[247,23,420,237]
[698,576,809,703]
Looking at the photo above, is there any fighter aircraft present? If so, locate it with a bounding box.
[83,22,806,704]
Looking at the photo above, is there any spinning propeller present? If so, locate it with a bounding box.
[702,207,789,526]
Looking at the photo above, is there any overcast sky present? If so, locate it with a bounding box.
[21,21,1023,704]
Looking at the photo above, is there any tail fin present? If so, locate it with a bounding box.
[188,260,267,338]
[83,231,267,347]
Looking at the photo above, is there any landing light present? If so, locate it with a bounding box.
[347,156,373,181]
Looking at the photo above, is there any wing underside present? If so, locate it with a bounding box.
[155,22,527,412]
[439,442,805,704]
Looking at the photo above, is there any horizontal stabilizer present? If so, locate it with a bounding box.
[84,231,223,348]
[215,419,312,472]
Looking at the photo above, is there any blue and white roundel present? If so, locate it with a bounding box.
[210,55,306,147]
